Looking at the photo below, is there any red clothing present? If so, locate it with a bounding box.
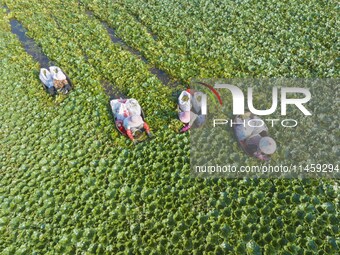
[126,122,151,141]
[126,129,134,141]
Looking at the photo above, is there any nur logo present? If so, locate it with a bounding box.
[196,82,312,116]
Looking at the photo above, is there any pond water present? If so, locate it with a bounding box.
[10,19,54,68]
[6,5,181,98]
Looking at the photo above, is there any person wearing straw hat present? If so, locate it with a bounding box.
[235,112,277,160]
[123,115,152,144]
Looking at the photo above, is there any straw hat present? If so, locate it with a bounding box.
[126,115,144,128]
[179,111,190,124]
[259,137,277,155]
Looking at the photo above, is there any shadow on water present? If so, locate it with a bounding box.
[86,10,180,88]
[9,19,54,67]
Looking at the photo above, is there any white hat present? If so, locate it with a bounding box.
[259,137,277,155]
[127,115,144,128]
[53,71,66,81]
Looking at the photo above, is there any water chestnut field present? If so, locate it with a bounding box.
[0,0,339,254]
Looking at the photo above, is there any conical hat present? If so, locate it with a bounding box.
[259,137,277,154]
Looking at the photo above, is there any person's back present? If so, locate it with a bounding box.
[245,134,262,155]
[115,101,129,121]
[126,99,142,116]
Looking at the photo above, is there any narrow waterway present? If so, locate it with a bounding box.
[9,18,54,68]
[86,10,180,88]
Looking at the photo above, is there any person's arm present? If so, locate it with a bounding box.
[126,129,136,144]
[143,122,153,137]
[123,118,135,143]
[143,122,150,133]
